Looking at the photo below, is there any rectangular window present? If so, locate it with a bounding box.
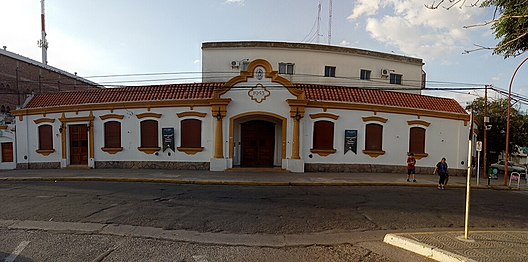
[104,121,121,148]
[409,127,426,154]
[324,66,336,77]
[313,121,334,150]
[360,69,371,80]
[181,119,202,148]
[38,125,53,150]
[278,63,295,75]
[1,142,14,162]
[365,123,383,151]
[390,73,402,85]
[140,120,159,148]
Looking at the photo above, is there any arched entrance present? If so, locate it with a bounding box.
[240,120,275,167]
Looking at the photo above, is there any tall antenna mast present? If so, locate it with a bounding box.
[38,0,48,64]
[316,1,321,43]
[328,0,332,45]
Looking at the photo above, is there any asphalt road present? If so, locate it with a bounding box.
[0,181,526,261]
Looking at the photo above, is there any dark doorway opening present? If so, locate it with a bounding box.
[241,120,275,167]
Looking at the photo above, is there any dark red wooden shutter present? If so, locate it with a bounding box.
[1,142,13,162]
[409,127,425,154]
[140,120,158,147]
[181,119,201,148]
[104,121,121,148]
[365,124,383,151]
[38,125,53,150]
[313,121,334,150]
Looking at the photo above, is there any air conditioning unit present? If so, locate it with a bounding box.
[231,61,239,69]
[381,69,390,77]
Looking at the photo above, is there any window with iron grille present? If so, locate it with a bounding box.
[324,66,336,77]
[360,69,371,80]
[278,63,295,75]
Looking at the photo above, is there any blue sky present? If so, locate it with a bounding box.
[1,0,527,107]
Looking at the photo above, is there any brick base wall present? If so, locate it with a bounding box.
[304,163,466,176]
[95,161,210,170]
[16,162,61,169]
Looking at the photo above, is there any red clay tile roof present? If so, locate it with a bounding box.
[24,82,467,115]
[296,84,467,114]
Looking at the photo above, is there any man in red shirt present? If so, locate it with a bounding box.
[407,152,416,182]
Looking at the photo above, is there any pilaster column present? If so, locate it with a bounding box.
[287,99,308,160]
[209,98,231,159]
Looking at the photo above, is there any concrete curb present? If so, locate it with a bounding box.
[383,233,476,262]
[0,176,514,190]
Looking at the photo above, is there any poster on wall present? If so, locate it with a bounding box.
[162,128,175,152]
[344,130,357,154]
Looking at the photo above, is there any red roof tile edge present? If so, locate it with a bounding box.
[23,82,467,115]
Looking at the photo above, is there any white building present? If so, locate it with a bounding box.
[8,42,470,174]
[202,41,425,94]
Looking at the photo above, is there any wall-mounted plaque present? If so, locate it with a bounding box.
[162,128,175,152]
[344,130,357,154]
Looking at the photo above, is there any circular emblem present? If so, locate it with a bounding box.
[256,68,264,80]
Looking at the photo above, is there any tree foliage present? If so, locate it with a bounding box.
[427,0,528,57]
[466,97,528,158]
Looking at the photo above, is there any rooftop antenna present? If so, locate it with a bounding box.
[37,0,48,64]
[328,0,332,45]
[316,1,321,43]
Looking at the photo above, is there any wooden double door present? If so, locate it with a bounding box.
[69,124,88,165]
[241,120,275,167]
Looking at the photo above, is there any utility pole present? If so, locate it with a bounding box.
[328,0,333,45]
[483,85,488,179]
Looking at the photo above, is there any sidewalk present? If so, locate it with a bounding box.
[0,168,526,190]
[0,168,527,261]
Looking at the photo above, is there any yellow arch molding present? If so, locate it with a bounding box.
[177,111,207,118]
[136,112,162,119]
[310,113,339,120]
[362,116,388,123]
[100,114,125,120]
[219,59,304,99]
[407,120,430,127]
[33,118,55,124]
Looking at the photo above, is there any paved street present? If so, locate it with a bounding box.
[0,180,526,261]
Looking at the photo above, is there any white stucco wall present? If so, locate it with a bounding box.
[301,108,469,170]
[202,43,423,94]
[16,107,213,167]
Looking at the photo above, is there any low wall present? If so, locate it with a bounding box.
[304,163,466,176]
[95,161,210,170]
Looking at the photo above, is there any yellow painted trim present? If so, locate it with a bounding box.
[101,147,124,154]
[137,147,161,154]
[221,59,305,99]
[309,113,339,120]
[0,125,7,130]
[177,147,205,155]
[33,118,55,124]
[308,101,469,122]
[310,149,337,157]
[59,114,95,123]
[12,99,212,117]
[136,112,162,119]
[229,112,287,160]
[36,149,55,156]
[363,150,386,158]
[100,114,125,120]
[177,112,207,118]
[414,153,428,160]
[61,124,67,160]
[407,120,431,127]
[362,116,388,123]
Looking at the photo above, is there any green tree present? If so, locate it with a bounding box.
[466,97,528,163]
[427,0,528,57]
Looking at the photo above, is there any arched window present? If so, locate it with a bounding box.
[312,120,334,150]
[38,124,53,150]
[365,123,383,151]
[409,127,426,154]
[5,106,10,113]
[0,105,5,113]
[140,120,158,148]
[180,119,202,148]
[104,121,121,148]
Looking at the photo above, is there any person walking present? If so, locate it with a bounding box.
[407,153,416,182]
[434,157,448,189]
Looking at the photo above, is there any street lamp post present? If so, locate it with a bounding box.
[504,57,528,186]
